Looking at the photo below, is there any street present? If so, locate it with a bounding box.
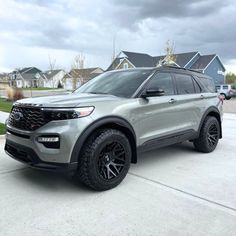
[0,113,236,235]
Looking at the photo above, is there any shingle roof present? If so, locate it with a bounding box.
[107,51,199,70]
[70,67,103,82]
[20,73,38,81]
[19,67,41,74]
[153,52,198,67]
[190,55,216,70]
[43,69,63,80]
[122,51,156,67]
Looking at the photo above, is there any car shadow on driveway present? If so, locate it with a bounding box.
[16,168,94,194]
[11,142,197,192]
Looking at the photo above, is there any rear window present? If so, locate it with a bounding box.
[197,76,216,93]
[223,85,228,89]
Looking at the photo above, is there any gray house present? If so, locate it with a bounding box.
[107,51,225,84]
[9,67,42,88]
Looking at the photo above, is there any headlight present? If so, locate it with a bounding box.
[42,106,94,120]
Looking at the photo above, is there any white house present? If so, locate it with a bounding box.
[37,69,66,88]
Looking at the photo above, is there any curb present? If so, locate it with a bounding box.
[0,135,5,140]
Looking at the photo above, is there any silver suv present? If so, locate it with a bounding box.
[5,66,223,190]
[216,84,236,100]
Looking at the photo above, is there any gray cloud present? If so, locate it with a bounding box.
[0,0,235,72]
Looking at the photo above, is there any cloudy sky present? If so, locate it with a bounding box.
[0,0,236,72]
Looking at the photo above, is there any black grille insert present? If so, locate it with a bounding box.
[8,106,46,131]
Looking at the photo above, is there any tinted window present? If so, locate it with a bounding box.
[174,74,195,94]
[223,85,228,89]
[198,76,216,92]
[75,70,153,98]
[192,78,201,93]
[146,73,174,95]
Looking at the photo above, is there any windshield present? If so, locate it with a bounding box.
[74,69,154,98]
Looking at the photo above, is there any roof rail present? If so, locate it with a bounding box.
[161,65,203,74]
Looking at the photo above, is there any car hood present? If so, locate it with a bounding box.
[14,93,122,108]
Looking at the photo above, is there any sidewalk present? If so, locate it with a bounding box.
[0,111,9,123]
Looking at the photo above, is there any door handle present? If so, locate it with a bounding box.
[168,98,177,104]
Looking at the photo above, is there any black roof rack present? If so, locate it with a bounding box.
[161,65,203,74]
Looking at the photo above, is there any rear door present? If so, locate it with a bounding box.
[171,72,204,133]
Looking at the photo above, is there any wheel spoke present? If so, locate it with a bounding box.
[97,141,126,180]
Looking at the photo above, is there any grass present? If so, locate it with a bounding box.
[23,87,61,91]
[0,123,6,135]
[0,98,13,113]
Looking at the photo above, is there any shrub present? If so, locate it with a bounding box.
[6,86,24,101]
[13,89,24,101]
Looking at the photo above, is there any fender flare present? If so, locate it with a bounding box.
[198,106,222,138]
[70,116,137,164]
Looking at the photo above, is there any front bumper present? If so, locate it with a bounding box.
[5,140,78,172]
[4,116,93,171]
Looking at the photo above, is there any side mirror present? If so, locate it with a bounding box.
[141,88,165,98]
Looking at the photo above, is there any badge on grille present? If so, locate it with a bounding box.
[13,112,23,121]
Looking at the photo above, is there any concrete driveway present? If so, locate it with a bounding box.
[0,114,236,235]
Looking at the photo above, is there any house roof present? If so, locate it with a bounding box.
[122,51,156,67]
[70,67,103,79]
[20,73,38,81]
[190,55,216,71]
[107,51,199,70]
[19,67,41,74]
[154,51,198,67]
[43,69,63,80]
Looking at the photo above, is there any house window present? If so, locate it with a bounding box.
[123,63,128,69]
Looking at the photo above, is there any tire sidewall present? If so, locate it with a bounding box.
[202,117,220,152]
[88,130,131,189]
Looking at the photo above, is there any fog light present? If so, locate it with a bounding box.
[38,137,60,142]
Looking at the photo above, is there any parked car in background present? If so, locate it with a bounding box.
[216,84,236,100]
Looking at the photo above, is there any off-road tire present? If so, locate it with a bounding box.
[194,116,220,153]
[76,129,131,191]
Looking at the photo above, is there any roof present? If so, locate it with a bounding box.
[190,55,216,70]
[122,51,156,67]
[43,69,63,80]
[107,51,199,70]
[70,67,103,79]
[19,67,41,74]
[20,73,38,80]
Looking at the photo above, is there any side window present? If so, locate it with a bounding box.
[198,76,216,92]
[174,73,195,94]
[192,78,201,93]
[146,72,174,95]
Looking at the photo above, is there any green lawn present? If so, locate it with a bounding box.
[23,87,60,91]
[0,123,6,135]
[0,98,13,113]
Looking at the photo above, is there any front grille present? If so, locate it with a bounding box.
[8,106,46,131]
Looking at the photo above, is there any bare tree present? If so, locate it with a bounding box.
[48,54,57,71]
[71,53,86,90]
[157,40,177,66]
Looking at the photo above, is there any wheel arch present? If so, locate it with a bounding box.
[198,107,222,139]
[71,116,137,164]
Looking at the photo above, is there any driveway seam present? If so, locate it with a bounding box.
[129,172,236,213]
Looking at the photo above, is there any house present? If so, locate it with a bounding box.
[107,51,226,84]
[9,67,42,88]
[0,73,10,89]
[63,67,104,90]
[37,69,66,88]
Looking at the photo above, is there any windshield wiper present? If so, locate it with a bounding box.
[86,92,110,95]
